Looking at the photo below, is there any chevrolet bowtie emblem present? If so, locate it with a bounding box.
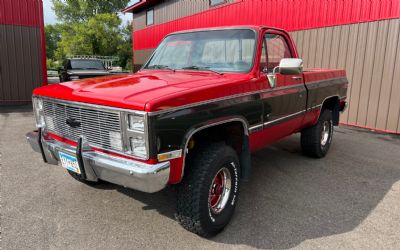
[66,118,81,128]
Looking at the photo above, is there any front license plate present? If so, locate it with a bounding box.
[59,151,81,174]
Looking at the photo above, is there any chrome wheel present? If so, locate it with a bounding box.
[209,167,232,214]
[321,120,330,147]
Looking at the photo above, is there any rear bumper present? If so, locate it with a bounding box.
[26,130,170,193]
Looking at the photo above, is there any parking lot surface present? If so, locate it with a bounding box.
[1,108,400,249]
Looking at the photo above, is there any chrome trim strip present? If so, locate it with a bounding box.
[148,77,347,116]
[248,94,348,133]
[263,110,306,127]
[310,104,323,110]
[248,110,306,133]
[249,123,263,133]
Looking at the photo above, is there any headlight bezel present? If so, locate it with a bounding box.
[123,111,149,160]
[32,96,45,128]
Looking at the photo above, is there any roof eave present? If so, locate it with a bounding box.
[122,0,157,13]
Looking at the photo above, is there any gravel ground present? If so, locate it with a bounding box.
[1,107,400,249]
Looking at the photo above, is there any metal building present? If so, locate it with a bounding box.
[124,0,400,134]
[0,0,47,104]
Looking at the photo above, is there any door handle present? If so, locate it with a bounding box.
[292,76,302,80]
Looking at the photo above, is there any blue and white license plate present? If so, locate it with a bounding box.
[58,151,81,174]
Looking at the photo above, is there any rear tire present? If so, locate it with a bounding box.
[301,109,333,158]
[176,143,241,238]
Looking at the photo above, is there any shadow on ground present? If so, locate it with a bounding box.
[0,104,32,114]
[89,128,400,249]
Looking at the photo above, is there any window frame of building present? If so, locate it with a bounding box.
[146,8,154,26]
[210,0,226,7]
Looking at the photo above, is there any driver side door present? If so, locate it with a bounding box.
[258,31,307,143]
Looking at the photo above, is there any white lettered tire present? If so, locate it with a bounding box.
[176,143,241,237]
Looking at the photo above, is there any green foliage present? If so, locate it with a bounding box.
[55,14,123,59]
[47,0,133,71]
[117,21,133,70]
[45,24,62,59]
[46,58,61,70]
[52,0,130,23]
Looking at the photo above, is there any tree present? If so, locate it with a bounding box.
[52,0,130,22]
[117,21,133,70]
[49,0,134,70]
[45,24,62,60]
[55,14,124,60]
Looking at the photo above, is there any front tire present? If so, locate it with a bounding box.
[176,143,240,237]
[301,109,334,158]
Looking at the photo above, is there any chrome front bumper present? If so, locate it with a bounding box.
[26,130,170,193]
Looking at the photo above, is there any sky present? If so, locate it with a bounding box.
[43,0,139,25]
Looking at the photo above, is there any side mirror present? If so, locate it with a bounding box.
[58,66,64,72]
[278,58,303,75]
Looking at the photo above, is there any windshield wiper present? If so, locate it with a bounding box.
[146,64,175,71]
[181,66,223,75]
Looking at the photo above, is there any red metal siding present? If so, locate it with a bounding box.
[38,0,48,86]
[133,0,400,50]
[0,0,47,103]
[0,0,42,27]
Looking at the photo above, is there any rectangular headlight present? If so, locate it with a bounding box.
[130,135,147,158]
[32,97,45,128]
[128,114,145,132]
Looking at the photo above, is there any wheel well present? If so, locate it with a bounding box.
[321,96,340,125]
[188,121,245,156]
[183,121,251,181]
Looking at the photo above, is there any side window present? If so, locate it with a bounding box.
[264,33,292,72]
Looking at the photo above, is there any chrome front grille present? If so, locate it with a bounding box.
[42,99,123,152]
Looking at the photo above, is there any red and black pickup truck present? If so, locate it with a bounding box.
[27,26,348,237]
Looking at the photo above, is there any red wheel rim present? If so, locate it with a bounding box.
[209,167,232,214]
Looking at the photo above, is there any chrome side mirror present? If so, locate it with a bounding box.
[278,58,303,75]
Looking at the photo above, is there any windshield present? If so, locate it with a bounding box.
[145,29,256,73]
[70,60,105,70]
